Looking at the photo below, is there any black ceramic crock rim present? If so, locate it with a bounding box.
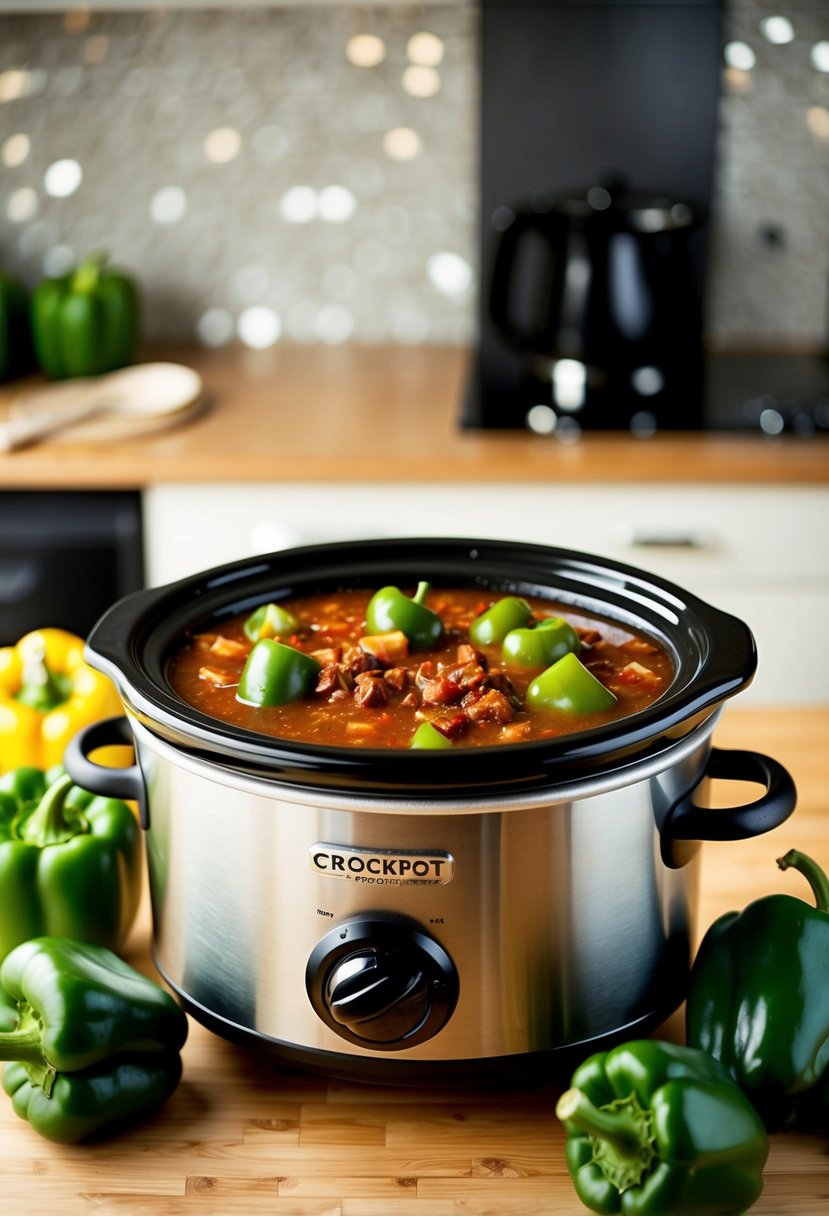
[83,537,757,796]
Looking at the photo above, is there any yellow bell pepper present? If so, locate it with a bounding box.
[0,629,122,773]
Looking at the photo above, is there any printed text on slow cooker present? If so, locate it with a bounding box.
[309,844,454,885]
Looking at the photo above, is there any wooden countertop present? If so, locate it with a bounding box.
[2,345,827,488]
[1,706,827,1213]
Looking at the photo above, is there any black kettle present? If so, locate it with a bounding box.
[488,182,706,430]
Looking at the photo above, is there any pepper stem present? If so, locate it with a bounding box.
[18,773,87,848]
[14,637,72,712]
[0,1004,56,1096]
[0,1023,44,1063]
[413,581,431,605]
[72,251,108,294]
[777,849,829,913]
[556,1088,656,1192]
[556,1088,642,1153]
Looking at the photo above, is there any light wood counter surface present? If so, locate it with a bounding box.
[1,345,827,488]
[1,706,827,1213]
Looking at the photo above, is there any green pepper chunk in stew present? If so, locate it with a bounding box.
[526,651,618,714]
[243,602,299,642]
[364,581,443,650]
[168,586,672,749]
[502,617,580,668]
[468,595,533,647]
[237,639,321,707]
[410,721,454,750]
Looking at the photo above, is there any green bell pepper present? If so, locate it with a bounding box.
[243,601,299,642]
[686,848,829,1132]
[468,595,532,647]
[364,582,443,650]
[410,721,453,749]
[502,616,580,667]
[0,267,35,381]
[237,638,321,707]
[526,651,618,714]
[556,1039,768,1216]
[0,936,187,1143]
[0,768,142,962]
[31,252,139,380]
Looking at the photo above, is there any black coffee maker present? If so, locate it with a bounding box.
[486,180,705,430]
[462,0,724,432]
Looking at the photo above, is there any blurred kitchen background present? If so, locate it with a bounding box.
[1,0,827,358]
[1,1,828,702]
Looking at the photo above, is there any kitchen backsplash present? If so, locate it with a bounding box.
[1,1,827,351]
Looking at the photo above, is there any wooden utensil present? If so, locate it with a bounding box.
[0,362,203,452]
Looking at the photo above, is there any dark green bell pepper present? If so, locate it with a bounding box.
[502,616,580,667]
[0,936,187,1143]
[526,651,617,714]
[686,848,829,1132]
[243,601,299,642]
[364,581,442,650]
[0,267,35,381]
[468,595,532,647]
[237,638,321,707]
[0,768,142,962]
[31,252,139,380]
[556,1039,768,1215]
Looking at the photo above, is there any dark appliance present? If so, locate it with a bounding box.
[487,182,706,429]
[462,0,724,431]
[0,490,144,644]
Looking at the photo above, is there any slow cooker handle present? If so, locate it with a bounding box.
[661,747,797,868]
[64,716,148,828]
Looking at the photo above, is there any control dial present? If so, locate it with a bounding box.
[306,915,458,1050]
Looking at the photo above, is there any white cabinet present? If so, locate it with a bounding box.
[144,482,829,704]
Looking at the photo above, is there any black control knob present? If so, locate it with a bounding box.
[325,947,430,1042]
[306,916,458,1050]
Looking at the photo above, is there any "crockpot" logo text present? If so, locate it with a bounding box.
[309,844,454,886]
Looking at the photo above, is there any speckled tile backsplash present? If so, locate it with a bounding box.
[1,2,827,351]
[712,0,829,349]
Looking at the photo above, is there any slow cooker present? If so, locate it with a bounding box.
[66,539,796,1082]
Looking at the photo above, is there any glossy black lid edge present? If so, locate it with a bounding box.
[84,537,757,793]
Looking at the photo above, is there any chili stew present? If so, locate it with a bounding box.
[167,585,674,750]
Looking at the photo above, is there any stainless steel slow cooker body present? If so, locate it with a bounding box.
[67,538,796,1082]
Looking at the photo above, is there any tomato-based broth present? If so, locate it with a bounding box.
[167,586,674,750]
